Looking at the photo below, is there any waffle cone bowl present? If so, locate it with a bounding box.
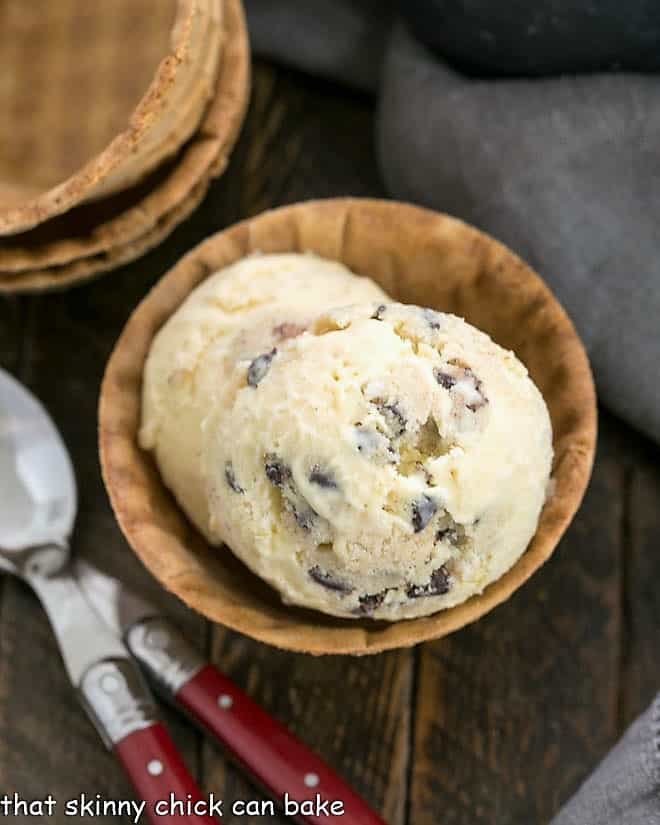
[0,0,249,292]
[0,181,210,293]
[99,198,597,655]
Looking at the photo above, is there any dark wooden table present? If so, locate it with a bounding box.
[1,62,659,825]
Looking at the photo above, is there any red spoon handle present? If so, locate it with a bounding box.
[114,723,217,825]
[176,665,386,825]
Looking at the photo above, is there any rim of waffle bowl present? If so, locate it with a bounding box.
[0,0,222,236]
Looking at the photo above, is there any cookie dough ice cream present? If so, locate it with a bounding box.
[141,254,553,621]
[140,253,388,539]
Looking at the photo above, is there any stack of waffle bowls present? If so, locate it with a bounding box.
[0,0,249,291]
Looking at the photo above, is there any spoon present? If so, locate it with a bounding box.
[0,367,387,825]
[0,367,217,825]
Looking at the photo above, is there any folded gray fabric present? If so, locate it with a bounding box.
[551,695,660,825]
[245,0,660,446]
[244,0,393,92]
[380,24,660,446]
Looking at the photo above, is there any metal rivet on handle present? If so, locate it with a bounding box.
[147,760,164,777]
[100,673,123,694]
[218,694,233,709]
[304,773,320,788]
[145,627,170,649]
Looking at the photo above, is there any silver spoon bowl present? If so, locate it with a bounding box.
[0,368,75,564]
[0,367,128,684]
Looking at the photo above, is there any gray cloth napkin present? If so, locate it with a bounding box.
[244,2,660,821]
[245,0,394,92]
[552,696,660,825]
[245,0,660,447]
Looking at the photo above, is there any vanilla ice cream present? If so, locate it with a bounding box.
[140,255,553,621]
[139,253,388,538]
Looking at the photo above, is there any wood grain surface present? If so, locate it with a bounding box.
[0,62,656,824]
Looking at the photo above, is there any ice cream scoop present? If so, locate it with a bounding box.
[139,252,388,536]
[204,301,553,620]
[141,255,553,621]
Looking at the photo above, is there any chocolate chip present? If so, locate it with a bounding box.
[435,527,458,544]
[309,465,338,489]
[264,454,322,531]
[273,322,306,340]
[354,425,397,465]
[377,401,407,438]
[371,304,387,320]
[412,494,438,533]
[264,454,291,487]
[356,591,387,615]
[435,363,489,413]
[247,348,277,387]
[265,454,320,530]
[422,307,443,330]
[292,505,316,530]
[224,461,244,494]
[434,369,457,390]
[463,367,488,412]
[407,565,451,598]
[309,566,354,594]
